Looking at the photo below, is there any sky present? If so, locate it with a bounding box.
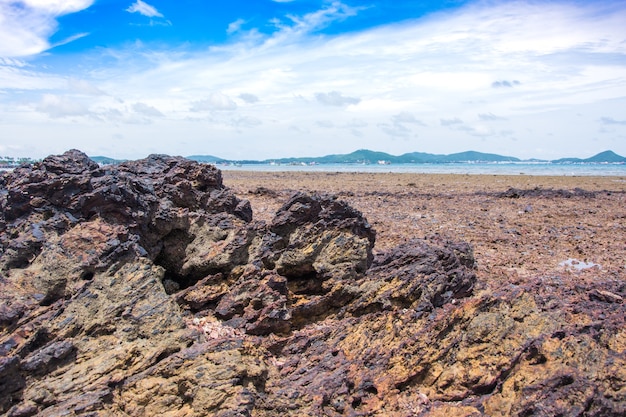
[1,0,625,161]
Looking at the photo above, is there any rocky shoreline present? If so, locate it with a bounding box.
[1,151,625,416]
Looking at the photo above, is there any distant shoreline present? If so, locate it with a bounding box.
[218,161,626,177]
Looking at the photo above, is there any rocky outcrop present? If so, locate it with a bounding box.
[0,150,624,416]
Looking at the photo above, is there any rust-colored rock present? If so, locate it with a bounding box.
[1,150,625,416]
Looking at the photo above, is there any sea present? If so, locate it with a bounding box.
[218,162,626,177]
[2,162,625,177]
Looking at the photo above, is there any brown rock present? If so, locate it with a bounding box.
[2,151,625,416]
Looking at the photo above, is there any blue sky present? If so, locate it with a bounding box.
[1,0,625,160]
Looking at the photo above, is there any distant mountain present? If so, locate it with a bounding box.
[265,149,521,164]
[186,155,227,163]
[90,156,125,165]
[552,150,626,164]
[584,150,626,163]
[92,149,626,166]
[437,151,520,163]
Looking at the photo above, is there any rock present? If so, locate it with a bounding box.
[348,237,475,315]
[589,288,623,303]
[497,187,597,199]
[0,356,25,412]
[1,150,624,416]
[268,192,375,279]
[20,340,75,375]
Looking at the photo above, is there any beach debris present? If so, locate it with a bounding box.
[559,258,601,271]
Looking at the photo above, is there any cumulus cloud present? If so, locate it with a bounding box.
[126,0,163,18]
[440,118,464,126]
[316,120,334,128]
[379,112,423,138]
[191,93,237,112]
[68,78,105,95]
[133,102,164,117]
[600,117,626,125]
[238,93,259,103]
[315,91,360,107]
[391,111,426,126]
[492,80,521,88]
[392,112,425,126]
[378,122,411,138]
[231,116,262,128]
[36,94,90,118]
[478,113,507,121]
[0,0,93,57]
[227,18,246,34]
[289,125,309,134]
[457,124,495,138]
[342,119,368,129]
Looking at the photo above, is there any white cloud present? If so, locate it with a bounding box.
[126,0,163,18]
[479,113,507,121]
[227,18,246,35]
[492,80,521,88]
[68,78,105,95]
[0,0,93,57]
[315,91,360,106]
[231,116,262,128]
[20,0,93,15]
[441,118,464,126]
[268,1,363,41]
[378,121,413,138]
[600,117,626,126]
[378,112,424,138]
[238,93,259,103]
[392,112,425,126]
[191,93,238,112]
[133,102,164,117]
[316,120,334,128]
[36,94,90,118]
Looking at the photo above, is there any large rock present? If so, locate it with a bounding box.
[0,150,624,416]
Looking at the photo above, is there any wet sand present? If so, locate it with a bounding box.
[223,171,626,287]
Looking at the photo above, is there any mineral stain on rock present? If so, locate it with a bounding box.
[0,150,624,416]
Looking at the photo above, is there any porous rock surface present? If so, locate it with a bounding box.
[0,150,624,416]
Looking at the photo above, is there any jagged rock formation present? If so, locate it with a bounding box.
[0,150,624,416]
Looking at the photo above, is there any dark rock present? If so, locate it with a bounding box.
[0,356,25,414]
[498,187,597,199]
[348,238,476,315]
[20,340,75,375]
[2,150,623,416]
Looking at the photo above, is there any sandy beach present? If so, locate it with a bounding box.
[224,171,626,288]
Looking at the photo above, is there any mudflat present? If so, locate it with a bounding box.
[224,171,626,286]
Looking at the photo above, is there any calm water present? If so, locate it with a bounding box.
[219,162,626,177]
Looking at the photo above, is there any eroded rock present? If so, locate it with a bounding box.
[1,150,624,416]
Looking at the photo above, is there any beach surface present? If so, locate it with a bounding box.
[224,171,626,287]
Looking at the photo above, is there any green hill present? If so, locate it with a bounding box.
[89,156,124,165]
[552,150,626,163]
[186,155,227,163]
